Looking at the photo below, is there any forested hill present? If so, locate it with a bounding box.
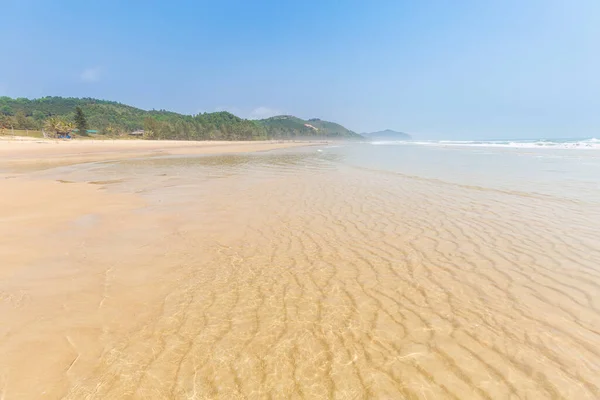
[261,116,358,138]
[0,96,361,140]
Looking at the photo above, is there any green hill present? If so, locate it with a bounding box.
[0,96,360,140]
[305,118,359,137]
[260,116,360,138]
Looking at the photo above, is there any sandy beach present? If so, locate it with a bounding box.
[1,141,600,399]
[0,138,315,169]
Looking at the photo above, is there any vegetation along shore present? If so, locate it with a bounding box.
[0,97,362,141]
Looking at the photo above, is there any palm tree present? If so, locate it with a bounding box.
[44,117,73,138]
[44,117,61,138]
[63,121,75,136]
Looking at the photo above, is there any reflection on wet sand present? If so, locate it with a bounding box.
[1,150,600,399]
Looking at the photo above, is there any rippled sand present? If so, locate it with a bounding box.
[1,150,600,399]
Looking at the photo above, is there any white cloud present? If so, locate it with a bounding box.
[248,106,282,120]
[80,66,103,82]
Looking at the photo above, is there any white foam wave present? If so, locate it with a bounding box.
[371,138,600,149]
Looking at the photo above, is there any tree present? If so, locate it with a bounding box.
[63,121,75,135]
[15,111,29,129]
[0,114,10,132]
[104,124,117,136]
[143,116,161,139]
[0,105,13,115]
[32,110,46,121]
[44,116,71,138]
[74,106,88,135]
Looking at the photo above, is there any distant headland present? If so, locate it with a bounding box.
[361,129,412,140]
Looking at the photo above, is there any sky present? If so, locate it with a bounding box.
[2,0,599,139]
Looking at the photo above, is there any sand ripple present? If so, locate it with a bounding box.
[1,151,599,399]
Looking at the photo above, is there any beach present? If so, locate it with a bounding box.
[0,138,316,169]
[1,140,600,399]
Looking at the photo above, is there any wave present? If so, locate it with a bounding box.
[371,138,600,149]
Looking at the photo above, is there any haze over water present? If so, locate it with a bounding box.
[2,142,600,399]
[341,139,600,203]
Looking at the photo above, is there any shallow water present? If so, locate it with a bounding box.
[2,143,600,399]
[337,142,600,203]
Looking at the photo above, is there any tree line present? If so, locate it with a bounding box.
[0,96,361,139]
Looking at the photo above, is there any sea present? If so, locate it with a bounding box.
[331,137,600,203]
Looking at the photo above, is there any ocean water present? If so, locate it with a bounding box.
[2,141,600,399]
[323,138,600,203]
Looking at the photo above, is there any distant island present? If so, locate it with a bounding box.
[0,96,362,140]
[362,129,412,140]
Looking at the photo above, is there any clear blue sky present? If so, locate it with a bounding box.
[2,0,599,139]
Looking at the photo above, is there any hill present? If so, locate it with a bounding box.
[260,116,361,138]
[362,129,412,140]
[0,96,360,140]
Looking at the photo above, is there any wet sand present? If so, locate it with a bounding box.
[0,138,316,169]
[1,148,600,399]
